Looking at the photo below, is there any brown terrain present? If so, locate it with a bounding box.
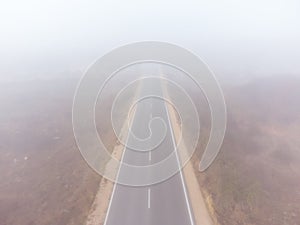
[0,74,299,225]
[0,78,127,225]
[190,76,300,225]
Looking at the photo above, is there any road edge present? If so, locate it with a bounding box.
[85,84,141,225]
[163,87,214,225]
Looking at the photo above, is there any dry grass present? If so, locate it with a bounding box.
[0,78,133,225]
[166,75,300,225]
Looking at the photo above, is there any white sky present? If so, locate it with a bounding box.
[0,0,299,82]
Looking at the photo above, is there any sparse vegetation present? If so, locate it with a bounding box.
[194,76,300,225]
[0,78,134,225]
[168,75,300,225]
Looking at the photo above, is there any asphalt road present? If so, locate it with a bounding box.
[104,77,195,225]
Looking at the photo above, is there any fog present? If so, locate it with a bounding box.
[1,1,300,224]
[0,0,300,83]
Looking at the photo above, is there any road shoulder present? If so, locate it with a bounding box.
[85,89,140,225]
[165,100,214,225]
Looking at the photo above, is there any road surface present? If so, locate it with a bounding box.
[104,77,195,225]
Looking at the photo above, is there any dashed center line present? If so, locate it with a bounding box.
[148,188,151,209]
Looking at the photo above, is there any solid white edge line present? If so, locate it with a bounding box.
[163,101,195,225]
[103,104,138,225]
[148,188,151,209]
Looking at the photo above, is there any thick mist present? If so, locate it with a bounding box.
[0,0,299,83]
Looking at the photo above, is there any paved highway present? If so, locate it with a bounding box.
[104,77,195,225]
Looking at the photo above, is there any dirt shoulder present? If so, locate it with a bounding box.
[85,85,140,225]
[165,100,215,225]
[84,140,126,225]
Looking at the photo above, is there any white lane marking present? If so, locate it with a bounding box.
[149,103,152,162]
[148,188,151,209]
[163,101,195,225]
[103,104,138,225]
